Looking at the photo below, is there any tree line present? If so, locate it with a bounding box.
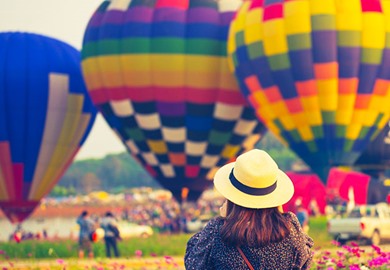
[52,133,298,197]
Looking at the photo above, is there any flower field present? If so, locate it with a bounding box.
[1,242,389,269]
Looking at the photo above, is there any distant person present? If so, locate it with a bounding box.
[76,210,95,258]
[12,224,23,243]
[185,149,314,269]
[296,204,310,233]
[100,211,120,258]
[42,228,48,239]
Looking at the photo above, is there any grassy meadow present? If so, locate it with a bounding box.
[0,216,332,259]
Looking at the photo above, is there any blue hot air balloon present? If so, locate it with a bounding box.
[0,32,97,223]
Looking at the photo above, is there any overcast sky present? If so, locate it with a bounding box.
[0,0,127,160]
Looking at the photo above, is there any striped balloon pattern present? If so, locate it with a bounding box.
[0,32,97,223]
[228,0,390,181]
[82,0,265,202]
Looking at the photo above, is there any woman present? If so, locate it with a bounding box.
[100,211,120,258]
[76,210,95,259]
[185,149,314,270]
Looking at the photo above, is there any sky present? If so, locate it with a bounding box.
[0,0,127,160]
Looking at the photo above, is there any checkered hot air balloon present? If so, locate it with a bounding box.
[81,0,266,202]
[0,32,97,223]
[228,0,390,182]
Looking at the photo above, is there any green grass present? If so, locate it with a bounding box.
[0,234,192,259]
[0,216,332,259]
[307,215,333,249]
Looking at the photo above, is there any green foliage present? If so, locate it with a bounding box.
[0,234,191,259]
[256,132,300,171]
[49,186,76,197]
[58,153,160,194]
[307,215,333,248]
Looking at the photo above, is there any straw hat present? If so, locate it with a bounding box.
[214,149,294,209]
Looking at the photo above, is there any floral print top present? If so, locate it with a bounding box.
[185,212,314,270]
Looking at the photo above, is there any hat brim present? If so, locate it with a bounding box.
[214,161,294,209]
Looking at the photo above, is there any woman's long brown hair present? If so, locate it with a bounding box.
[220,200,290,247]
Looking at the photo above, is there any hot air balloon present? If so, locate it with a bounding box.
[228,0,390,182]
[284,171,326,214]
[327,168,390,205]
[81,0,266,202]
[0,32,97,223]
[354,121,390,176]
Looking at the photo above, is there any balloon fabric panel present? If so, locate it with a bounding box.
[82,0,265,201]
[355,121,390,172]
[0,32,97,223]
[228,0,390,181]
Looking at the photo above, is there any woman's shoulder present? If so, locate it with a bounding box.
[187,217,224,244]
[282,212,301,227]
[283,211,314,247]
[201,216,224,234]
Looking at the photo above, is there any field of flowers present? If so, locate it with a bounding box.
[1,241,389,270]
[313,242,390,270]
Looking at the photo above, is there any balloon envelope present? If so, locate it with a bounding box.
[228,0,390,181]
[0,32,97,223]
[82,0,265,202]
[285,171,326,215]
[326,168,390,205]
[355,121,390,173]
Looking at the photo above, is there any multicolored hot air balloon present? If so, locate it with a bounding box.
[81,0,265,202]
[228,0,390,181]
[0,32,97,223]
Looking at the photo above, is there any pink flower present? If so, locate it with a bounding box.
[331,240,340,246]
[349,264,360,270]
[0,250,5,255]
[336,261,345,268]
[135,250,143,257]
[164,256,174,264]
[371,244,381,254]
[342,245,351,252]
[56,259,64,264]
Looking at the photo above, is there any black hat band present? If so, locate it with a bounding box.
[229,169,277,196]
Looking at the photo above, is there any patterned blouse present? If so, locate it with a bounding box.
[185,212,314,270]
